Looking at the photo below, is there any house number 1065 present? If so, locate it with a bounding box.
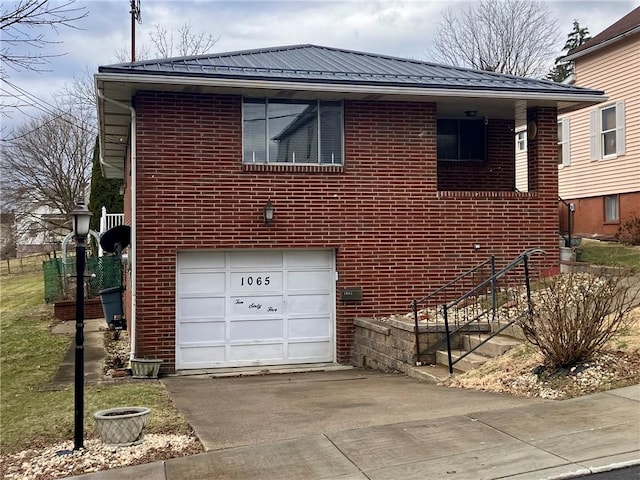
[240,276,270,286]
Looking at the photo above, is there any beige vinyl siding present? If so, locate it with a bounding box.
[515,128,528,191]
[558,34,640,199]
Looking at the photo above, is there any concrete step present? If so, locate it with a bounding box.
[491,322,527,341]
[406,364,455,383]
[462,334,521,358]
[435,349,488,373]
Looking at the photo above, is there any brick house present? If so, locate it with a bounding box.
[95,45,606,373]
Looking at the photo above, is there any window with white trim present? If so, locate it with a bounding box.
[516,131,527,152]
[604,195,619,223]
[557,118,570,167]
[590,101,625,160]
[243,98,343,165]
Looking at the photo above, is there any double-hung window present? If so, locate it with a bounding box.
[557,118,570,167]
[243,98,343,165]
[590,101,625,160]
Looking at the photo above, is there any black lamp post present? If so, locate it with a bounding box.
[71,199,92,451]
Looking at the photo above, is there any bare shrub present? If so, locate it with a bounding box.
[617,212,640,246]
[518,271,638,369]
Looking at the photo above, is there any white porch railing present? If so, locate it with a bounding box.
[98,206,125,257]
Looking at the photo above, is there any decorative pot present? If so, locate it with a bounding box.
[131,358,162,379]
[559,247,575,262]
[94,407,150,446]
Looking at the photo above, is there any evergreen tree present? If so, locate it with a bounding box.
[547,21,591,82]
[88,137,124,233]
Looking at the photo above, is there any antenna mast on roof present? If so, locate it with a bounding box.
[130,0,142,62]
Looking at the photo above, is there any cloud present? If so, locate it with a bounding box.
[2,0,637,133]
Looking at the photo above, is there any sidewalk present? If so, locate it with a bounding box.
[67,375,640,480]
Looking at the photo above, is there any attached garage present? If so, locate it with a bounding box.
[176,249,335,369]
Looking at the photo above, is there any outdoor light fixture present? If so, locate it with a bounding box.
[71,199,92,451]
[72,201,92,238]
[263,200,275,225]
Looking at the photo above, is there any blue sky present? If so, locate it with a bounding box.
[1,0,638,135]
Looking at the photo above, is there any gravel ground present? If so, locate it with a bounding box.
[0,433,203,480]
[443,347,640,399]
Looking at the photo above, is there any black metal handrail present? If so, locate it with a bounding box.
[442,249,544,374]
[411,249,545,369]
[412,256,495,365]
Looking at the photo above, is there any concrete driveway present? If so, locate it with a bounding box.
[161,368,546,451]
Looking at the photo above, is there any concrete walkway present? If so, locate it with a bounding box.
[66,369,640,480]
[47,318,107,388]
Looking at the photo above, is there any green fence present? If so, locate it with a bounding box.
[43,255,122,303]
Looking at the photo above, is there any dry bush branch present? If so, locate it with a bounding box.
[518,271,638,369]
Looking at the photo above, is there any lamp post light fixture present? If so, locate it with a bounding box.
[263,200,275,225]
[71,199,92,451]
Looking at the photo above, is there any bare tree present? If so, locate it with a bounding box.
[0,109,94,242]
[113,21,218,62]
[0,0,87,78]
[150,22,218,58]
[431,0,560,78]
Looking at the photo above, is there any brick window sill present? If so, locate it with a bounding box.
[242,164,344,174]
[436,191,538,199]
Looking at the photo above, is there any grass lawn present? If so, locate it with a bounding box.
[577,239,640,271]
[0,273,191,454]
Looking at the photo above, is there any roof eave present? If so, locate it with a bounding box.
[96,72,607,178]
[564,25,640,61]
[96,72,605,105]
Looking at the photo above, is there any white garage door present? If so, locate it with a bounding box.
[176,249,335,369]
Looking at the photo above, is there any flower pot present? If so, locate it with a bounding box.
[131,358,162,378]
[559,247,575,262]
[93,407,150,447]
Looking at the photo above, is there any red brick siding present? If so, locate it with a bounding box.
[131,92,559,371]
[54,298,103,322]
[562,192,640,238]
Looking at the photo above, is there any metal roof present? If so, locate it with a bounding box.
[99,44,602,95]
[96,44,608,179]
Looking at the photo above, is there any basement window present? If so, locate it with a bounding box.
[604,195,619,223]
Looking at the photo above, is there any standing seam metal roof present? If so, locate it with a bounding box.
[98,44,603,95]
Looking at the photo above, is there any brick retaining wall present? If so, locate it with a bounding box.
[353,317,445,373]
[54,297,104,322]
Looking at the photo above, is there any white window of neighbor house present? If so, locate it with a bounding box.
[604,194,619,223]
[557,118,570,167]
[242,98,343,165]
[516,130,527,152]
[590,101,625,160]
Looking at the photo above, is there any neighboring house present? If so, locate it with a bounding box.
[15,204,67,256]
[558,7,640,238]
[95,44,605,373]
